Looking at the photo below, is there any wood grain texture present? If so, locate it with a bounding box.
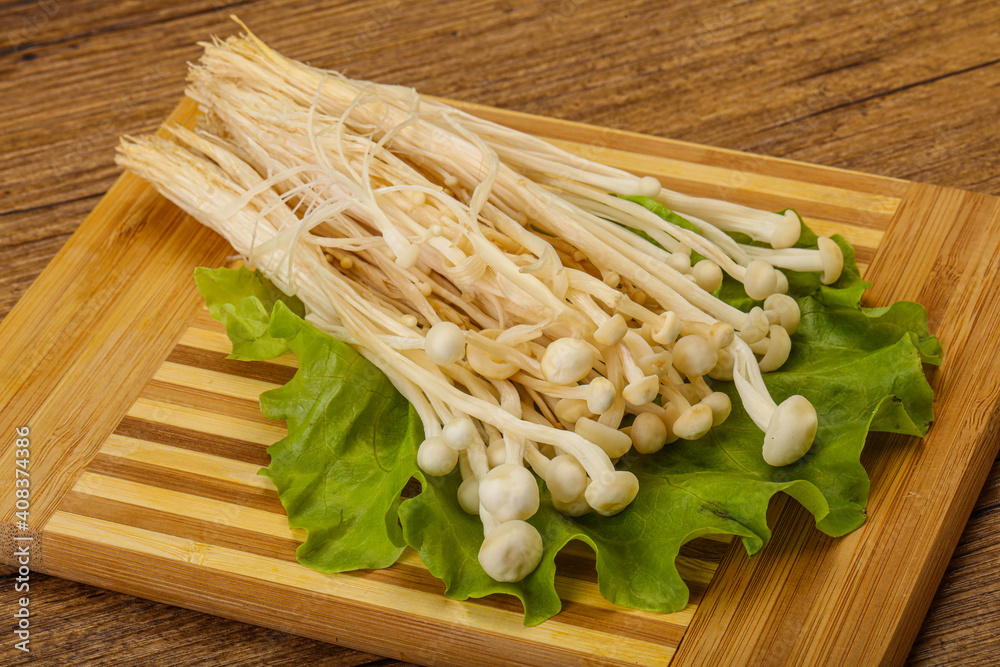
[0,99,233,530]
[2,0,999,664]
[0,570,397,667]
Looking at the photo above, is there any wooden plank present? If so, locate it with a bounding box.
[673,185,1000,665]
[44,513,692,666]
[0,99,233,529]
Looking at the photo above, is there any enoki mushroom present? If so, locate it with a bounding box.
[117,26,843,583]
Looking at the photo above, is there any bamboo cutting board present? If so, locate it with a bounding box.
[2,95,999,666]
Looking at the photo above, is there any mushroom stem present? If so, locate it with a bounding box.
[523,442,589,504]
[654,190,802,250]
[514,372,617,414]
[742,237,844,285]
[730,338,818,466]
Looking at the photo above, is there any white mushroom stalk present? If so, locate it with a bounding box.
[741,237,845,286]
[652,189,804,250]
[116,27,843,584]
[730,337,818,466]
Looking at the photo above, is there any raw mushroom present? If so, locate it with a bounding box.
[417,436,459,476]
[628,411,669,454]
[730,337,818,466]
[478,463,540,522]
[743,237,844,285]
[424,321,466,365]
[763,293,801,334]
[524,445,589,503]
[653,190,803,250]
[752,324,792,373]
[478,518,544,582]
[540,337,597,385]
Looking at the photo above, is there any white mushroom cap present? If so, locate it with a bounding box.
[541,338,596,385]
[707,321,735,350]
[757,324,792,373]
[417,436,459,476]
[546,454,589,503]
[672,403,714,440]
[745,259,779,301]
[478,520,544,583]
[672,335,719,378]
[691,259,723,292]
[623,374,660,406]
[638,350,673,377]
[479,463,540,522]
[817,237,844,285]
[771,209,802,249]
[457,478,480,515]
[575,417,633,458]
[652,311,682,345]
[701,392,732,426]
[763,293,800,334]
[442,416,476,451]
[630,411,668,454]
[554,397,591,424]
[637,175,662,197]
[666,252,691,273]
[594,314,628,346]
[424,321,466,366]
[586,377,617,414]
[763,395,818,466]
[585,470,640,516]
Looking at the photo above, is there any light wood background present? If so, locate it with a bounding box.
[1,1,998,664]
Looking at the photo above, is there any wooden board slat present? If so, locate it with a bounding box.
[1,94,996,666]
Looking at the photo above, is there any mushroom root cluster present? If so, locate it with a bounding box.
[117,29,841,583]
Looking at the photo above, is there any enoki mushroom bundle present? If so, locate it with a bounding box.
[117,28,843,583]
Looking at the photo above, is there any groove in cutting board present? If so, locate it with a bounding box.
[45,513,676,666]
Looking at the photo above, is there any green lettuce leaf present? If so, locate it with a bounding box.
[195,265,306,360]
[196,266,423,572]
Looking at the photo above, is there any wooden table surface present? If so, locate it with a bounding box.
[2,1,998,664]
